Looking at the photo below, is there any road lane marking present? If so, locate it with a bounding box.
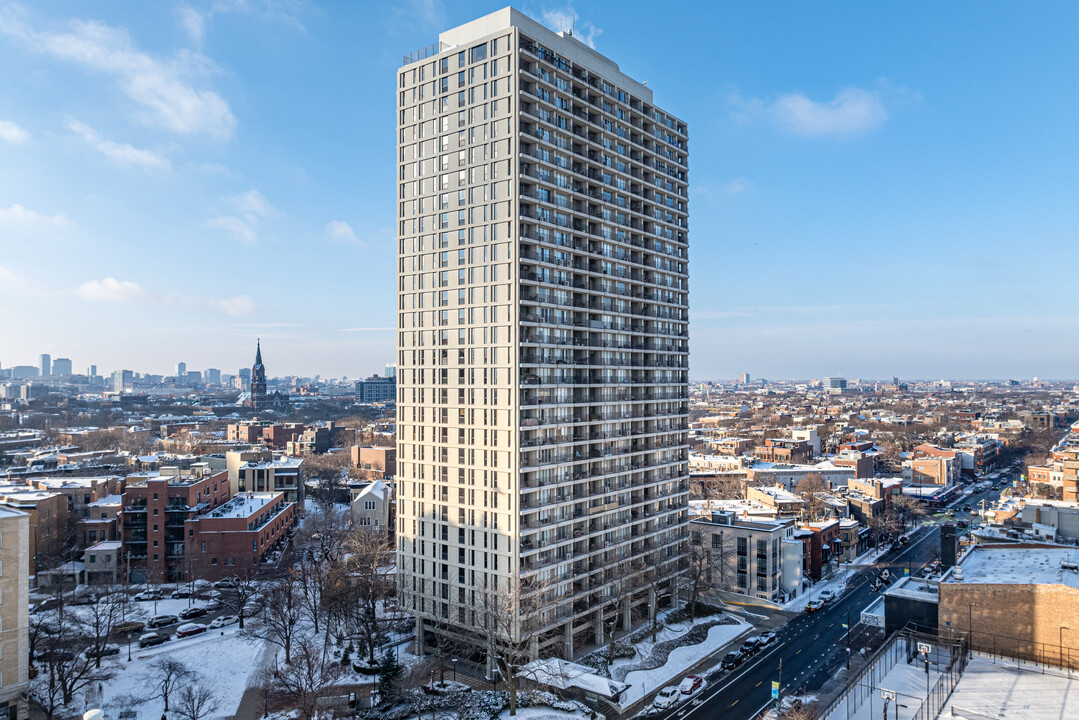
[796,648,802,654]
[755,681,762,687]
[731,700,739,707]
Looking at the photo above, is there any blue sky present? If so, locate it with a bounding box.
[1,1,1077,381]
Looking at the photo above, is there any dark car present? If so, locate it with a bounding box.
[179,607,208,620]
[740,638,760,655]
[962,505,972,512]
[85,644,120,659]
[147,614,179,628]
[138,632,169,648]
[721,651,744,670]
[115,621,145,635]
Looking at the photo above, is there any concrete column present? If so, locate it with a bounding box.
[415,616,426,653]
[564,621,575,659]
[529,634,540,660]
[649,585,657,623]
[594,611,605,646]
[622,596,633,631]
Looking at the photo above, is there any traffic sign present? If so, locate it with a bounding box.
[771,681,779,699]
[903,568,910,576]
[841,623,848,629]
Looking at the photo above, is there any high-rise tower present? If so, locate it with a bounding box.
[396,8,689,663]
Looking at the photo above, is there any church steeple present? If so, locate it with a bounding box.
[250,339,267,402]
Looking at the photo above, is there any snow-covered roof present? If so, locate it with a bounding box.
[519,658,629,699]
[948,545,1079,588]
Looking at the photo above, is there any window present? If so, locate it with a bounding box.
[711,533,723,549]
[690,530,701,546]
[211,558,218,566]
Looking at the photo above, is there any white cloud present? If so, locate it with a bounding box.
[178,5,207,46]
[325,220,362,245]
[732,85,895,138]
[0,203,69,228]
[66,119,170,170]
[76,277,149,303]
[0,119,29,143]
[0,10,236,138]
[229,188,273,218]
[214,294,258,316]
[207,215,257,244]
[541,6,602,49]
[722,177,754,196]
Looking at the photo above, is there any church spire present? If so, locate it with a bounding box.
[254,338,263,368]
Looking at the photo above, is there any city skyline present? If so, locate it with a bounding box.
[2,1,1078,378]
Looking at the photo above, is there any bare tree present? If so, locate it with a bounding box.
[892,494,926,529]
[295,551,328,635]
[797,473,829,521]
[342,527,394,663]
[270,637,343,720]
[79,589,128,668]
[30,608,115,717]
[245,574,303,664]
[144,656,194,711]
[685,539,726,617]
[298,502,351,565]
[220,568,261,630]
[174,681,220,720]
[480,573,561,716]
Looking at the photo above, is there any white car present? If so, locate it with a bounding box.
[819,590,835,602]
[654,687,681,710]
[209,614,239,629]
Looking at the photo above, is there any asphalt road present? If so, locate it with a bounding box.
[656,473,1011,720]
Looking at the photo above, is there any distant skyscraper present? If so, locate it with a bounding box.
[206,368,222,385]
[384,363,397,379]
[52,358,72,376]
[175,362,187,377]
[823,376,847,392]
[38,354,51,377]
[396,8,689,662]
[111,369,133,392]
[738,372,751,385]
[238,367,251,385]
[89,364,97,377]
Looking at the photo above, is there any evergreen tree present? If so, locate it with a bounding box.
[377,650,403,706]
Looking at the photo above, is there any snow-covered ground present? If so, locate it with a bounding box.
[783,570,853,612]
[99,624,267,720]
[617,619,750,707]
[939,655,1079,720]
[823,659,941,720]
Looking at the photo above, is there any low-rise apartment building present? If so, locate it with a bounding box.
[350,445,397,479]
[120,469,230,583]
[349,479,392,533]
[184,491,296,581]
[0,487,69,576]
[689,510,801,603]
[227,450,305,505]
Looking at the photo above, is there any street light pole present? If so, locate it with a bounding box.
[846,609,851,670]
[1061,626,1069,668]
[968,603,978,657]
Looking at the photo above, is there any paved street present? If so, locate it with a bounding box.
[650,474,1011,720]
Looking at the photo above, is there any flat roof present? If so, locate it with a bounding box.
[949,545,1079,588]
[204,492,281,519]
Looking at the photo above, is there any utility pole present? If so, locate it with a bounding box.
[846,609,852,669]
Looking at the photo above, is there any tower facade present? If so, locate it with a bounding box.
[251,341,268,400]
[395,8,689,661]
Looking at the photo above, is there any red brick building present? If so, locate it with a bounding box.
[120,470,230,584]
[755,438,813,464]
[184,492,296,581]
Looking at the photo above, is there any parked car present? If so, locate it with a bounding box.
[806,600,824,613]
[85,644,120,659]
[134,589,164,601]
[890,540,902,550]
[679,675,703,695]
[209,614,238,629]
[653,687,681,709]
[213,577,239,589]
[179,607,208,620]
[758,631,776,646]
[204,599,224,611]
[957,520,969,528]
[36,649,75,663]
[69,591,98,606]
[175,623,208,638]
[200,589,223,600]
[147,615,179,628]
[138,632,168,648]
[171,588,193,599]
[819,590,835,603]
[114,621,145,635]
[740,638,760,655]
[242,601,262,617]
[721,651,744,670]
